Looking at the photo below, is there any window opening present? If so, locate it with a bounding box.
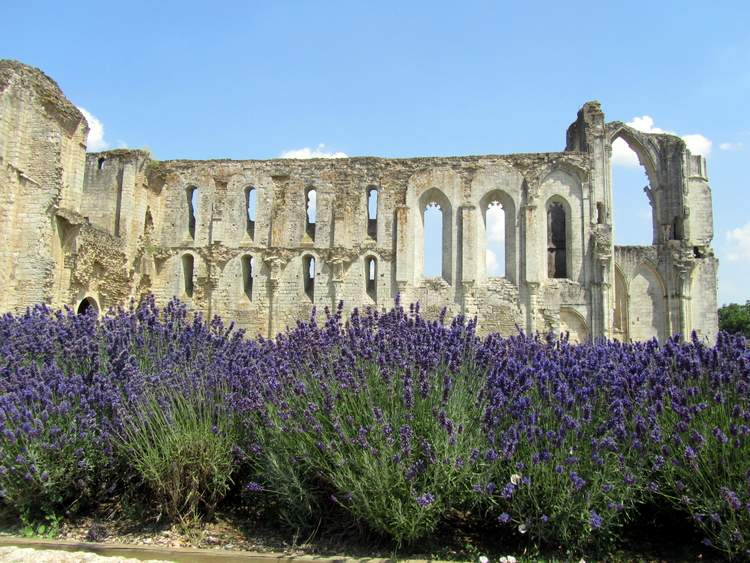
[242,255,254,300]
[366,256,377,300]
[547,202,567,279]
[182,254,194,297]
[187,186,198,239]
[303,256,315,300]
[367,187,378,239]
[246,187,256,238]
[423,202,443,278]
[305,188,316,240]
[485,201,505,277]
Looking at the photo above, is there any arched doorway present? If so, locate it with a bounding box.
[77,296,99,315]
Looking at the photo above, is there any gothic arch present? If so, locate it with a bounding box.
[417,187,453,283]
[628,261,667,342]
[477,189,516,282]
[560,307,588,343]
[613,265,629,340]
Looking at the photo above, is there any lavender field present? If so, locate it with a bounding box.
[0,297,748,559]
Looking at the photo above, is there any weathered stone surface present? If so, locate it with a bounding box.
[0,60,719,341]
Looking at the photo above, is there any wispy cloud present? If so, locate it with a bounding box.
[612,115,712,168]
[719,141,744,151]
[726,222,750,262]
[77,106,109,152]
[486,249,499,276]
[279,143,347,159]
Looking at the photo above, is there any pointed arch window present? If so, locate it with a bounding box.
[242,255,254,300]
[367,187,378,240]
[187,186,198,239]
[365,256,377,300]
[182,254,195,297]
[303,255,315,301]
[547,201,567,279]
[246,187,257,238]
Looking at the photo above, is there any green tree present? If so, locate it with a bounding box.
[718,301,750,338]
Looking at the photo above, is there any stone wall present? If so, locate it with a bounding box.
[0,60,720,341]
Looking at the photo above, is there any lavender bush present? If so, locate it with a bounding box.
[0,297,748,558]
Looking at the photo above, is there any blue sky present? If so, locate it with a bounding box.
[2,0,748,304]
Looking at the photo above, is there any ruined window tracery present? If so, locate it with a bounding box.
[547,201,567,279]
[182,254,194,297]
[365,256,377,300]
[305,188,316,240]
[187,186,198,239]
[367,187,378,239]
[242,255,254,300]
[246,187,256,238]
[303,255,315,300]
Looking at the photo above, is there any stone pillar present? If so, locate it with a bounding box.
[527,282,540,334]
[395,205,410,301]
[460,205,477,318]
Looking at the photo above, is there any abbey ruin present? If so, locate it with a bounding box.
[0,60,719,341]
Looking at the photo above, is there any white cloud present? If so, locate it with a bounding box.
[611,138,640,167]
[719,142,744,151]
[77,106,109,152]
[612,115,711,168]
[279,143,347,159]
[486,249,499,276]
[486,204,505,242]
[681,134,712,157]
[726,222,750,262]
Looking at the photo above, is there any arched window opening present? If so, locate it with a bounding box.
[246,187,257,238]
[423,202,443,278]
[242,255,254,300]
[367,187,378,239]
[547,202,567,279]
[187,186,198,239]
[611,137,654,244]
[97,157,106,171]
[305,188,316,240]
[303,255,315,301]
[365,256,377,300]
[182,254,194,297]
[77,297,99,315]
[485,201,506,277]
[596,202,605,224]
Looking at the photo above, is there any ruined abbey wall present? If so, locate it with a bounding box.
[0,60,719,341]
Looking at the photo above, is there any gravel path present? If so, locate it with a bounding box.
[0,546,173,563]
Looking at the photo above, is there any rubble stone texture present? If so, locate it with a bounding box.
[0,60,719,341]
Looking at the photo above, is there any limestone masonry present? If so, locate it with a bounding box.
[0,60,719,340]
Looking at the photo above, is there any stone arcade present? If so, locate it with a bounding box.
[0,60,719,341]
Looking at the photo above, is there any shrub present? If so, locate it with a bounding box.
[115,382,239,524]
[0,363,115,519]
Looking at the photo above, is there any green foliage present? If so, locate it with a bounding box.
[249,360,488,546]
[656,368,750,558]
[115,384,238,524]
[718,301,750,338]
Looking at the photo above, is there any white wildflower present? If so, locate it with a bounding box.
[479,557,489,563]
[518,523,527,534]
[510,473,522,485]
[500,557,517,563]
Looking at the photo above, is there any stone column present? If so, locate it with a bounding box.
[460,205,477,318]
[395,205,410,302]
